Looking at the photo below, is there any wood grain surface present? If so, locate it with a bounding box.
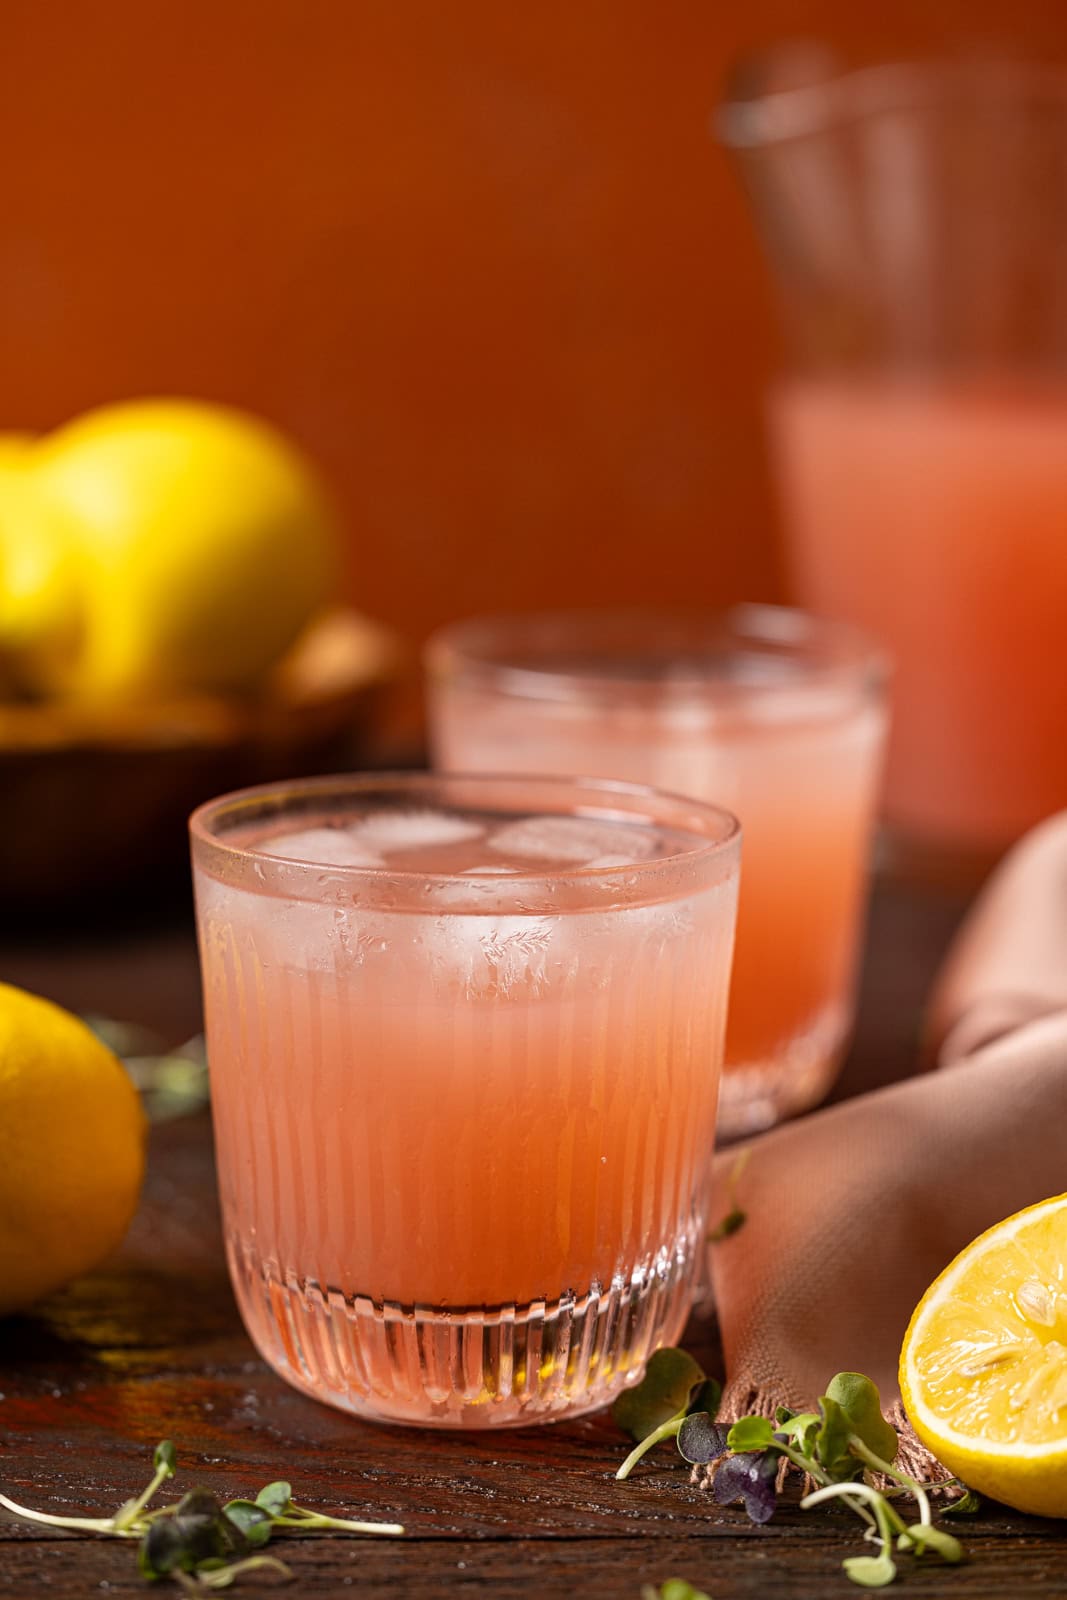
[2,876,1065,1597]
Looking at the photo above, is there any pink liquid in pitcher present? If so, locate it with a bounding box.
[773,379,1067,854]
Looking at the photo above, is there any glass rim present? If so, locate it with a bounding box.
[189,770,741,907]
[718,56,1067,149]
[424,603,888,709]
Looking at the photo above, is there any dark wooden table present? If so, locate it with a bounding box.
[2,876,1065,1598]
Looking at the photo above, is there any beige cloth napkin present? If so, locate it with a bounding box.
[709,812,1067,1433]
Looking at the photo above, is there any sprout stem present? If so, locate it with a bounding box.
[848,1437,932,1526]
[615,1418,684,1481]
[276,1510,405,1537]
[0,1491,123,1536]
[112,1459,174,1533]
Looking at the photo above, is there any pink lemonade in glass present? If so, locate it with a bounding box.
[773,379,1067,856]
[426,609,887,1137]
[191,774,739,1427]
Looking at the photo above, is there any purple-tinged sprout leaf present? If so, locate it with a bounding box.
[711,1451,779,1524]
[677,1414,730,1465]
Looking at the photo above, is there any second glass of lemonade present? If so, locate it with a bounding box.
[426,608,887,1138]
[191,772,739,1428]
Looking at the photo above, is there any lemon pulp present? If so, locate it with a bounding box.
[901,1192,1067,1516]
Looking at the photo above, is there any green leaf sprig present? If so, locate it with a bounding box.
[0,1441,403,1591]
[83,1016,210,1123]
[613,1349,722,1481]
[614,1353,976,1589]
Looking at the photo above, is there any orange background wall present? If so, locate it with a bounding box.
[4,2,1066,658]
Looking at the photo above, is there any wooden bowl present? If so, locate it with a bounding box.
[0,608,400,907]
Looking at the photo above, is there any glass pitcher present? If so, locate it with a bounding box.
[721,50,1067,868]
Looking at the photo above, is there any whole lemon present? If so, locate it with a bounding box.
[0,431,35,466]
[0,982,146,1316]
[0,437,82,695]
[31,399,339,699]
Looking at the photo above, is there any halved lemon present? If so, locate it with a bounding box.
[900,1193,1067,1517]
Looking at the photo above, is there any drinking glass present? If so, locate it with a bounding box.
[720,52,1067,864]
[426,607,886,1137]
[190,772,739,1427]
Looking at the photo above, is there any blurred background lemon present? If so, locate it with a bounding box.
[0,397,397,906]
[0,433,80,697]
[0,398,339,701]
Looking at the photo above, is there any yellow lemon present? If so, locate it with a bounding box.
[0,438,82,696]
[31,398,339,699]
[0,432,35,466]
[0,982,146,1316]
[900,1192,1067,1516]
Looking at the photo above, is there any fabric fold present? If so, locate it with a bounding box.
[708,812,1067,1429]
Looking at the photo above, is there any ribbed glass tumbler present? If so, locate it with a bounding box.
[190,772,740,1428]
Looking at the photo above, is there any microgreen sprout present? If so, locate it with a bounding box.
[115,1440,179,1533]
[84,1016,211,1122]
[613,1350,721,1481]
[0,1441,403,1591]
[173,1556,293,1594]
[241,1481,404,1538]
[615,1350,977,1588]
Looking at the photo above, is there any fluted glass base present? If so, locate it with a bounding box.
[227,1220,701,1428]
